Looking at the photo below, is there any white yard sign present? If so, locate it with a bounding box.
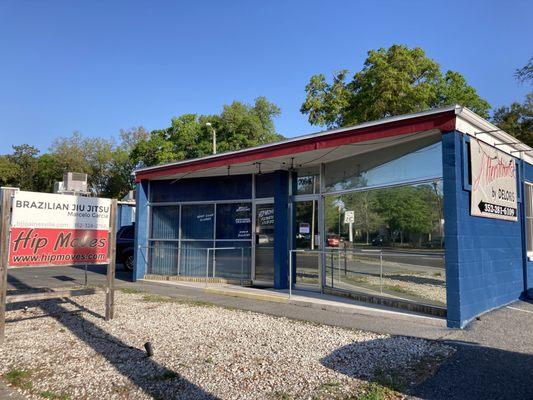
[470,139,517,221]
[11,191,111,230]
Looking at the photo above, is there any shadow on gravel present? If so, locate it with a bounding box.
[6,275,219,400]
[322,339,533,400]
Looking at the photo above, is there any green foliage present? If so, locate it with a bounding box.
[490,58,532,146]
[7,144,40,190]
[0,155,21,187]
[131,97,283,167]
[3,369,33,390]
[301,44,490,128]
[376,186,433,244]
[39,391,71,400]
[48,127,147,198]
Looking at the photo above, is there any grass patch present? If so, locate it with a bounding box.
[3,369,32,390]
[141,294,231,310]
[272,392,293,400]
[40,391,71,400]
[120,287,143,294]
[373,369,405,392]
[381,284,418,298]
[152,370,179,381]
[356,382,392,400]
[142,294,181,303]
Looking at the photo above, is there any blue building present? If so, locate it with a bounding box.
[133,106,533,328]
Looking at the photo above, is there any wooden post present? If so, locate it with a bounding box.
[0,188,14,345]
[105,199,117,321]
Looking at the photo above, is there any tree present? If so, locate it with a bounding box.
[492,93,533,147]
[492,59,532,147]
[349,191,382,244]
[34,153,67,193]
[7,144,40,190]
[301,45,490,128]
[376,186,433,245]
[515,58,533,84]
[50,131,139,198]
[0,156,21,187]
[131,97,283,167]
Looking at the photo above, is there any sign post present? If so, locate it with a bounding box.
[0,188,15,345]
[106,199,117,321]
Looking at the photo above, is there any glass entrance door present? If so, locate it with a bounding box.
[294,200,320,286]
[254,203,275,283]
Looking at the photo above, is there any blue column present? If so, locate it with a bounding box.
[133,180,149,281]
[274,170,289,289]
[441,131,462,328]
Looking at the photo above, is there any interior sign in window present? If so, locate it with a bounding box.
[470,139,517,221]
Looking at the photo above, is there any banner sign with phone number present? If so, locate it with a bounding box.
[470,139,518,222]
[9,191,112,267]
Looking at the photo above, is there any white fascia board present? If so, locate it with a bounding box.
[454,105,533,165]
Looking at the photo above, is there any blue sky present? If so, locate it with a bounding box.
[0,0,531,154]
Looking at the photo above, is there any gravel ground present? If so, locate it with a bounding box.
[0,292,453,400]
[352,273,446,305]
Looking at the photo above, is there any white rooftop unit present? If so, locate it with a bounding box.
[54,172,91,196]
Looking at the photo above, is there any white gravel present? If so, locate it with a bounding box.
[0,292,452,399]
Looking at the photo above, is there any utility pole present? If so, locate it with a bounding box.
[206,122,217,154]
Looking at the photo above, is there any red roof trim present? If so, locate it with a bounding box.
[135,111,456,182]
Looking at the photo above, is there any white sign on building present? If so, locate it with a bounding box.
[470,139,517,221]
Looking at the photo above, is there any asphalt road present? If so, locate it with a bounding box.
[294,251,445,279]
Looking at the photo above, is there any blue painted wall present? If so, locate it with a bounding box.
[273,170,289,289]
[523,162,533,298]
[116,204,135,230]
[443,131,526,328]
[133,180,149,281]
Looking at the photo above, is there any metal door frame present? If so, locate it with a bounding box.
[253,198,275,286]
[291,196,322,291]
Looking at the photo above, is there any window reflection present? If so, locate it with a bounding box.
[325,138,443,193]
[325,181,444,250]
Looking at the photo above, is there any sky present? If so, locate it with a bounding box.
[0,0,532,154]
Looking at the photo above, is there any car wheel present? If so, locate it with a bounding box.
[124,254,134,272]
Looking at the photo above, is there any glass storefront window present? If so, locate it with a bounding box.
[150,174,252,202]
[181,204,214,240]
[324,137,442,193]
[325,181,444,249]
[324,181,445,306]
[151,206,179,239]
[255,173,275,198]
[216,203,252,240]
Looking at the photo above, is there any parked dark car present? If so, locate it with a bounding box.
[371,235,390,247]
[116,224,135,271]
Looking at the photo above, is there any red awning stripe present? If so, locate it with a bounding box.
[135,111,456,182]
